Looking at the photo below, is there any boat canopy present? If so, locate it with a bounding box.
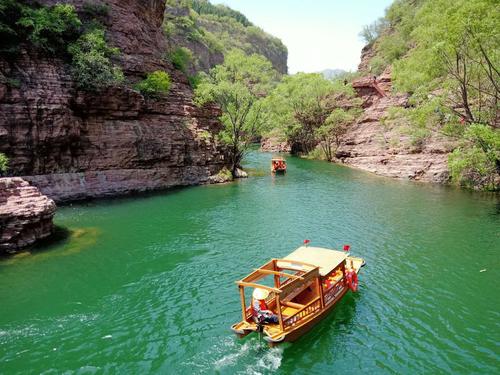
[279,246,347,276]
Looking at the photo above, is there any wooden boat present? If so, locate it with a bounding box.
[271,157,286,174]
[230,245,365,346]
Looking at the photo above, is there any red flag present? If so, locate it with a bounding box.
[303,239,311,246]
[343,245,350,252]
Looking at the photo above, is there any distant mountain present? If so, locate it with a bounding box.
[164,0,288,74]
[320,69,347,80]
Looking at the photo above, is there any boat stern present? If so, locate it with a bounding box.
[347,256,366,273]
[230,321,257,338]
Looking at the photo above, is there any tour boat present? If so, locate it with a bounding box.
[230,243,365,346]
[271,157,287,174]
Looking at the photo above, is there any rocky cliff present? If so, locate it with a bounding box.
[261,49,453,183]
[335,53,453,183]
[0,0,226,202]
[0,177,56,254]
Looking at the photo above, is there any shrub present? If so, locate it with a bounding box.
[448,124,500,190]
[368,55,387,75]
[135,71,172,98]
[169,47,193,73]
[163,20,176,37]
[17,3,81,54]
[203,30,223,53]
[378,33,408,63]
[215,167,233,181]
[188,73,202,88]
[68,28,124,90]
[0,152,8,174]
[198,129,211,141]
[304,147,326,160]
[82,1,110,18]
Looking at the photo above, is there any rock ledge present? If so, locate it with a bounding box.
[0,177,56,254]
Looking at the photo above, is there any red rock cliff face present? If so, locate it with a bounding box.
[335,52,454,183]
[0,0,226,202]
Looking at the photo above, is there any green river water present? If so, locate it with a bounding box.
[1,152,499,374]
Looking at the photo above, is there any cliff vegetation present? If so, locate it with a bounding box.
[359,0,499,190]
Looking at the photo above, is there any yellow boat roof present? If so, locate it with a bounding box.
[279,246,347,276]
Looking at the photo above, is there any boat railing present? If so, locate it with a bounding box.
[324,277,345,305]
[282,296,321,329]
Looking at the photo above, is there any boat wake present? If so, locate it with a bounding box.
[185,336,284,374]
[243,344,283,375]
[215,338,284,374]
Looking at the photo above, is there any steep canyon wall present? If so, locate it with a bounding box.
[0,0,226,202]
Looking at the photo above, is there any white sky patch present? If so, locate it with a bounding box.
[211,0,393,73]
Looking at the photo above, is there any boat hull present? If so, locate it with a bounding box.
[264,286,350,346]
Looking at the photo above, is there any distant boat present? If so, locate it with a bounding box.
[271,157,287,174]
[231,244,365,346]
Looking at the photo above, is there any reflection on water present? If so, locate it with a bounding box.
[0,227,100,266]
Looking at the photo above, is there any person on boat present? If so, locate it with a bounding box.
[252,288,279,324]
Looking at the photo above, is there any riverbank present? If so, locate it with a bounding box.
[261,66,453,185]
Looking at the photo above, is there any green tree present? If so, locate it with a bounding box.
[359,17,388,45]
[393,0,499,126]
[195,49,278,175]
[262,73,357,155]
[17,3,81,54]
[68,27,124,90]
[316,108,359,161]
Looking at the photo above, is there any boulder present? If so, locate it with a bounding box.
[0,178,56,254]
[234,168,248,178]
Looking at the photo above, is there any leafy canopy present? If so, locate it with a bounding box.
[1,2,81,55]
[361,0,499,190]
[68,27,124,90]
[195,49,278,173]
[261,73,358,157]
[17,3,81,54]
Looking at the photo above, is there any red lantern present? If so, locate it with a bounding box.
[343,245,350,252]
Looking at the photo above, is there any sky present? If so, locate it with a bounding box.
[211,0,394,74]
